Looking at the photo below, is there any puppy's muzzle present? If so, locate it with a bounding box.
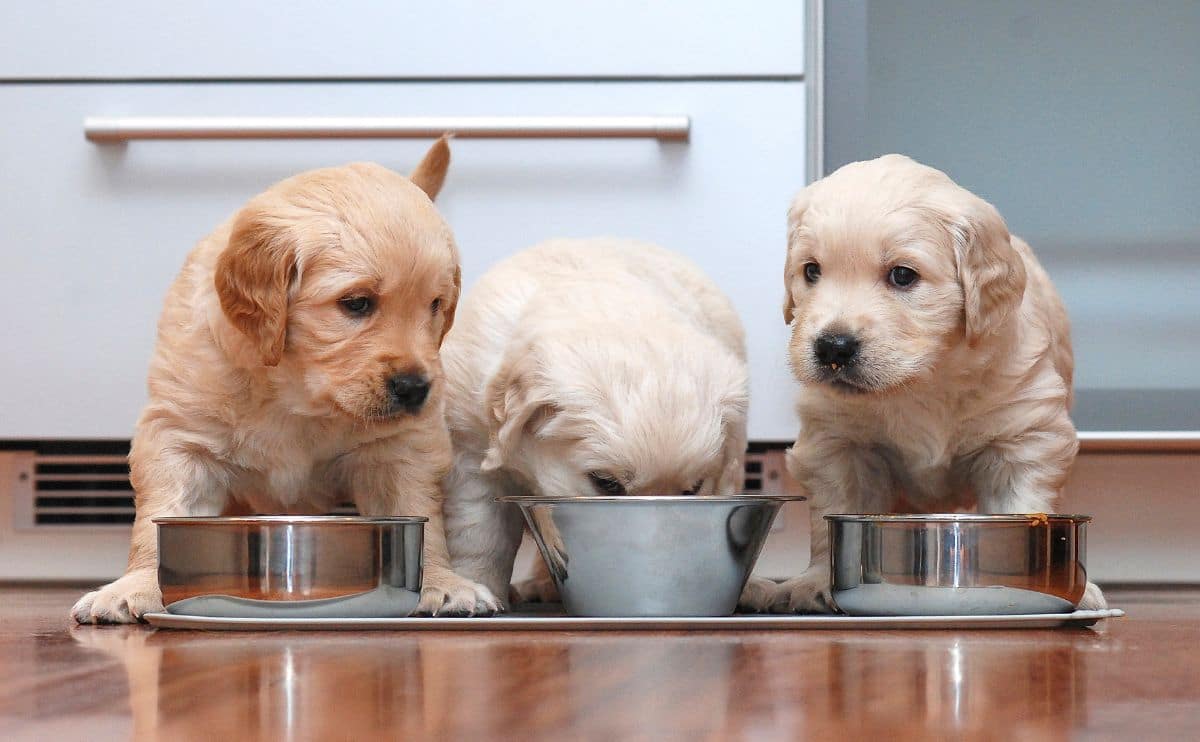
[386,373,431,414]
[813,332,860,370]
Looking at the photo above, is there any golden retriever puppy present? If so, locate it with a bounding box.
[72,138,499,623]
[775,154,1105,612]
[440,239,772,608]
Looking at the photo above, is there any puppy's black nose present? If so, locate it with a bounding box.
[814,333,860,367]
[387,373,430,412]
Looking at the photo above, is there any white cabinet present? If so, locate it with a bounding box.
[0,4,810,445]
[0,5,810,581]
[0,1,804,79]
[0,81,806,440]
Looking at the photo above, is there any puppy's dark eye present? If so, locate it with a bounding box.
[888,266,919,288]
[588,472,626,496]
[339,296,374,316]
[684,479,705,495]
[430,298,442,315]
[803,262,821,284]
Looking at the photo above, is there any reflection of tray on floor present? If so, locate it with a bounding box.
[144,607,1124,632]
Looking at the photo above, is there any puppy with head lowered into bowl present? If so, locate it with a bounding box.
[72,138,500,623]
[440,239,776,609]
[775,154,1105,613]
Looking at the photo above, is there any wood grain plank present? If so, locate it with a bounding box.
[1,588,1197,740]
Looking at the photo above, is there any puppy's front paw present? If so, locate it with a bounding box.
[770,569,836,614]
[1078,581,1108,611]
[510,575,561,605]
[418,569,502,617]
[71,570,163,624]
[738,575,778,613]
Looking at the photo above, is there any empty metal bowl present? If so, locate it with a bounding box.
[155,515,425,618]
[499,494,804,617]
[828,514,1092,616]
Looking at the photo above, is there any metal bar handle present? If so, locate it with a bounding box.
[1077,431,1200,453]
[84,115,691,142]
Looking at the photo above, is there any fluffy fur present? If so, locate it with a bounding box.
[440,239,771,608]
[72,138,499,623]
[774,154,1105,612]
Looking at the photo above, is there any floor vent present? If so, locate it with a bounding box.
[14,452,134,528]
[742,448,796,496]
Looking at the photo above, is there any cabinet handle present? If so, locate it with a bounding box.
[84,115,690,142]
[1077,431,1200,453]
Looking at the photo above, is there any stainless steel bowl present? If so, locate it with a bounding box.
[155,516,425,618]
[827,514,1091,616]
[499,494,804,617]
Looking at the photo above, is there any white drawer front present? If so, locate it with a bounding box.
[0,1,804,80]
[0,81,805,440]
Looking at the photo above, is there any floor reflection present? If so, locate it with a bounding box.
[69,624,1103,739]
[561,635,744,738]
[71,626,430,739]
[68,627,751,739]
[835,636,1086,733]
[743,630,1097,738]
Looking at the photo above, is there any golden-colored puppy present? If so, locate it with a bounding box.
[775,154,1104,612]
[72,138,499,623]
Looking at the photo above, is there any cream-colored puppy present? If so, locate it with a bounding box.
[72,139,499,623]
[775,154,1104,612]
[441,239,770,608]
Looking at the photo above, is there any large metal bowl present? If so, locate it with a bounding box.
[155,516,425,618]
[499,494,804,617]
[827,514,1091,616]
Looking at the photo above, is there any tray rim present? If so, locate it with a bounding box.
[143,608,1125,632]
[824,513,1091,523]
[496,494,807,504]
[153,515,428,525]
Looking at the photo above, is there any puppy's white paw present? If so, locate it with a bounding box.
[418,569,502,617]
[738,575,778,613]
[510,575,561,605]
[770,569,837,614]
[1078,581,1108,611]
[71,570,163,624]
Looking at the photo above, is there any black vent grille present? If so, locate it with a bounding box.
[33,454,134,526]
[742,448,800,497]
[743,457,764,492]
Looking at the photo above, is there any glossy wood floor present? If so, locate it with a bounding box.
[1,587,1197,740]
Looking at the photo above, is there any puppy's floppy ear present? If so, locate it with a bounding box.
[409,135,451,201]
[782,188,811,324]
[481,348,557,472]
[950,196,1027,346]
[438,262,461,345]
[215,205,299,366]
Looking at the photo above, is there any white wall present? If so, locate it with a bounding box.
[825,1,1200,428]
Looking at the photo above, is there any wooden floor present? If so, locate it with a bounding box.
[1,587,1198,740]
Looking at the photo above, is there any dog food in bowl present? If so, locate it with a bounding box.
[827,513,1091,616]
[500,494,804,617]
[155,515,425,618]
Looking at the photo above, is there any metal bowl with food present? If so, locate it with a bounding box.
[827,513,1091,616]
[499,494,804,617]
[155,515,425,618]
